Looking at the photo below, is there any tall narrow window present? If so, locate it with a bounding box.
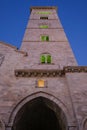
[41,35,49,42]
[47,55,51,63]
[40,55,45,63]
[40,54,52,64]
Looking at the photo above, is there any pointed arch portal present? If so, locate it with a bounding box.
[8,92,70,130]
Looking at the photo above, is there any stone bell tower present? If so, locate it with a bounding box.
[0,6,87,130]
[21,6,77,69]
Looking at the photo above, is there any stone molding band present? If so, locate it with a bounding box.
[64,66,87,73]
[15,69,64,77]
[15,66,87,77]
[30,6,57,12]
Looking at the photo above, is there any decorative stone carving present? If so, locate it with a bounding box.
[0,119,5,130]
[64,66,87,73]
[15,69,64,77]
[0,54,4,66]
[14,66,87,78]
[83,119,87,130]
[68,126,77,130]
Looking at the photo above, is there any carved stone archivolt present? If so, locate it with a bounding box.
[14,66,87,78]
[84,121,87,130]
[82,118,87,130]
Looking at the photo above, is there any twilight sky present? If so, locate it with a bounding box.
[0,0,87,65]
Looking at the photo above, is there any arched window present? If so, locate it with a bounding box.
[47,55,51,63]
[41,35,49,41]
[40,55,45,63]
[40,54,52,64]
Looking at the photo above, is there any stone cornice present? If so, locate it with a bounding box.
[0,41,17,49]
[15,69,64,77]
[15,49,28,56]
[30,6,57,12]
[15,66,87,78]
[64,66,87,73]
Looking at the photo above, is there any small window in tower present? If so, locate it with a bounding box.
[40,17,48,19]
[47,55,51,63]
[40,54,52,64]
[37,12,51,14]
[39,25,49,29]
[41,35,49,42]
[40,55,45,63]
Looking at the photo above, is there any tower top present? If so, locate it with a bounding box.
[30,6,57,12]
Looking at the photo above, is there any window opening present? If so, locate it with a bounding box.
[47,55,51,63]
[40,17,48,19]
[41,35,49,42]
[40,54,51,64]
[37,12,51,14]
[40,25,48,29]
[40,55,45,63]
[38,80,45,87]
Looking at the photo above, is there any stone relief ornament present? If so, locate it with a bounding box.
[0,54,4,66]
[0,119,5,130]
[84,119,87,130]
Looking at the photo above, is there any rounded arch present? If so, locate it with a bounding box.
[40,53,52,64]
[8,91,72,129]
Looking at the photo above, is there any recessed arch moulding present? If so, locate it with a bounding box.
[6,92,77,130]
[81,117,87,130]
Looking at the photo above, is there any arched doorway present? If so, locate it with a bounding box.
[11,96,68,130]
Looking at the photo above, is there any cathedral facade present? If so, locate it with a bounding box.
[0,6,87,130]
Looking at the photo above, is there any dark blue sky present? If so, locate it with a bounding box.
[0,0,87,65]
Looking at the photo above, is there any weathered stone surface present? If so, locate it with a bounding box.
[0,6,86,130]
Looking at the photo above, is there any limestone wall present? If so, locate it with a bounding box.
[66,73,87,130]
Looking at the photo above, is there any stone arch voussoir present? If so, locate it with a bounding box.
[81,117,87,130]
[8,91,72,127]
